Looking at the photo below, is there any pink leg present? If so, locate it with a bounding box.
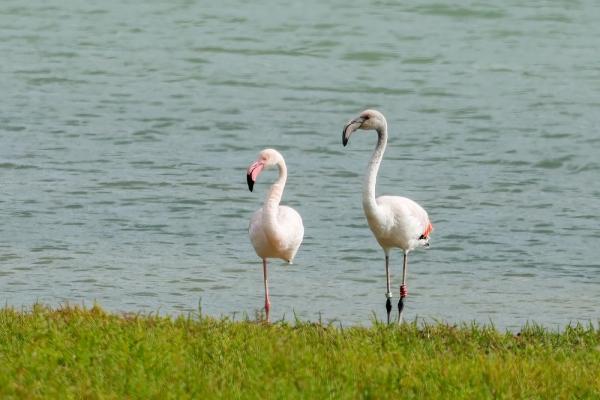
[263,258,271,322]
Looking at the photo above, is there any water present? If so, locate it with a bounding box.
[1,0,599,330]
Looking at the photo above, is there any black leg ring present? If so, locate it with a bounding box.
[386,298,392,323]
[398,297,405,315]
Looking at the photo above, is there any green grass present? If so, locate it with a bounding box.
[0,305,598,399]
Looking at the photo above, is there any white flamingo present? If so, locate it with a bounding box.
[246,148,304,322]
[342,109,433,324]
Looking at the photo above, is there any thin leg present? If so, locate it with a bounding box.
[398,251,409,324]
[263,258,271,323]
[385,252,392,324]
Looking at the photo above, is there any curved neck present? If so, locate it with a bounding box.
[263,160,287,239]
[363,125,387,215]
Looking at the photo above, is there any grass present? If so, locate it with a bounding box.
[0,305,599,399]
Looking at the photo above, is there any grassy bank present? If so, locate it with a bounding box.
[0,305,598,399]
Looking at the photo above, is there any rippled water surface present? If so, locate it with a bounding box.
[1,0,599,330]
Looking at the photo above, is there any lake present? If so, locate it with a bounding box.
[1,0,599,330]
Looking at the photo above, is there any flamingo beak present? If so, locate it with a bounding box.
[342,117,364,146]
[246,160,264,192]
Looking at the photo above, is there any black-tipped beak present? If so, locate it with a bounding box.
[342,126,349,147]
[247,174,254,192]
[342,117,364,147]
[246,160,263,192]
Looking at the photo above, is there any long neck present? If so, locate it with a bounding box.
[363,124,387,216]
[263,159,287,237]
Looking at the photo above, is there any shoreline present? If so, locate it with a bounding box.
[1,304,599,398]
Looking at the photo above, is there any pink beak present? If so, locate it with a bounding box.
[246,161,264,192]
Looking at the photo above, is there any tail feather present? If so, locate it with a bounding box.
[419,222,433,240]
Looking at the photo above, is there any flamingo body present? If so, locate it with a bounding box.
[367,196,431,253]
[249,205,303,262]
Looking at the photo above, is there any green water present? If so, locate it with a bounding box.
[1,0,599,329]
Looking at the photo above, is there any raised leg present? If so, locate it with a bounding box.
[398,251,409,324]
[263,258,271,323]
[385,252,392,324]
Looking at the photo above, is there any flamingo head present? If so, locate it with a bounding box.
[342,109,387,146]
[246,148,284,192]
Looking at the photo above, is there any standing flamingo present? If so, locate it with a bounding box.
[246,148,304,322]
[342,110,433,324]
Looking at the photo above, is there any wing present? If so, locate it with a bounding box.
[376,196,432,250]
[277,206,304,260]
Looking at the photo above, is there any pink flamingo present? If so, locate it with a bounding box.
[343,109,433,324]
[246,149,304,322]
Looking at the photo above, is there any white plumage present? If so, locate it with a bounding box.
[246,148,304,322]
[343,109,433,324]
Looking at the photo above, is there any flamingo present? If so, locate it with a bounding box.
[246,148,304,322]
[342,109,433,324]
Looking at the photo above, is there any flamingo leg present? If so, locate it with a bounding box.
[398,251,408,324]
[385,253,392,324]
[263,258,271,323]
